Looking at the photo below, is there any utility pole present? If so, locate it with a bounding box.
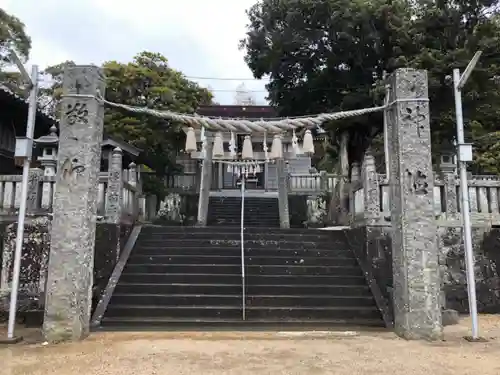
[1,50,39,344]
[452,51,481,340]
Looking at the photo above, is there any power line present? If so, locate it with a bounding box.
[210,89,268,93]
[186,75,270,81]
[36,75,378,93]
[207,84,376,93]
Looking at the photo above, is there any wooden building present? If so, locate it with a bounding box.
[0,85,56,174]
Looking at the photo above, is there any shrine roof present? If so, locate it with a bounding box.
[0,84,57,138]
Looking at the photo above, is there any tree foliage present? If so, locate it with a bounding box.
[42,52,213,197]
[241,0,500,172]
[0,8,31,64]
[0,8,32,94]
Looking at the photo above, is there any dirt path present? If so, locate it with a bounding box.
[1,315,500,375]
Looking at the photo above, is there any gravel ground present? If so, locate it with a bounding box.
[1,315,500,375]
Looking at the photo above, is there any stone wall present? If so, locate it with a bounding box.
[92,223,133,311]
[0,222,9,279]
[346,225,500,316]
[288,196,308,228]
[0,218,132,322]
[440,227,500,313]
[1,217,51,298]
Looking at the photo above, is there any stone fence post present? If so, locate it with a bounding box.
[277,158,290,229]
[349,162,360,224]
[128,162,137,187]
[43,65,106,343]
[361,152,380,223]
[443,172,458,217]
[27,168,43,212]
[128,162,139,218]
[105,147,123,223]
[197,134,214,226]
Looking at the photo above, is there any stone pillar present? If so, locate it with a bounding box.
[349,162,360,223]
[443,172,458,217]
[128,162,137,187]
[197,135,214,226]
[128,162,138,217]
[217,162,223,191]
[3,179,14,210]
[146,195,158,221]
[104,147,123,264]
[338,131,350,223]
[361,152,380,223]
[105,147,123,223]
[387,69,442,340]
[277,158,290,228]
[264,163,269,191]
[43,65,105,342]
[27,168,43,212]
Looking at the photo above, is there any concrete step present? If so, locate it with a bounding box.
[114,283,373,297]
[123,264,364,277]
[119,273,367,286]
[127,255,358,267]
[111,294,376,308]
[99,317,386,330]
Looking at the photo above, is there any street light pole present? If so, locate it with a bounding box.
[452,51,482,340]
[1,49,39,344]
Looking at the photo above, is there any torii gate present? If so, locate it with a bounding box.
[41,65,442,343]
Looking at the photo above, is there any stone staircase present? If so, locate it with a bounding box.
[101,225,384,329]
[207,196,280,227]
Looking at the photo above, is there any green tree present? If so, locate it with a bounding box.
[42,52,213,197]
[0,8,32,93]
[0,8,31,64]
[241,0,500,172]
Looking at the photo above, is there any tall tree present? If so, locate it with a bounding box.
[42,52,213,197]
[0,8,32,93]
[0,8,31,64]
[241,0,500,172]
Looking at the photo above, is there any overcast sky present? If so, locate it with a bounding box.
[0,0,269,104]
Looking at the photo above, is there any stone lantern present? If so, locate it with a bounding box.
[439,140,458,174]
[34,125,59,177]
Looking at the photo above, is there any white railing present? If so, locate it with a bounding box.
[0,170,142,221]
[162,172,343,194]
[376,174,500,224]
[288,173,342,193]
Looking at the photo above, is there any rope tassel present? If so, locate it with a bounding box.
[263,132,269,162]
[200,127,206,158]
[302,129,315,155]
[212,132,224,158]
[242,135,254,159]
[270,134,283,159]
[292,129,300,156]
[185,127,197,152]
[229,131,236,159]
